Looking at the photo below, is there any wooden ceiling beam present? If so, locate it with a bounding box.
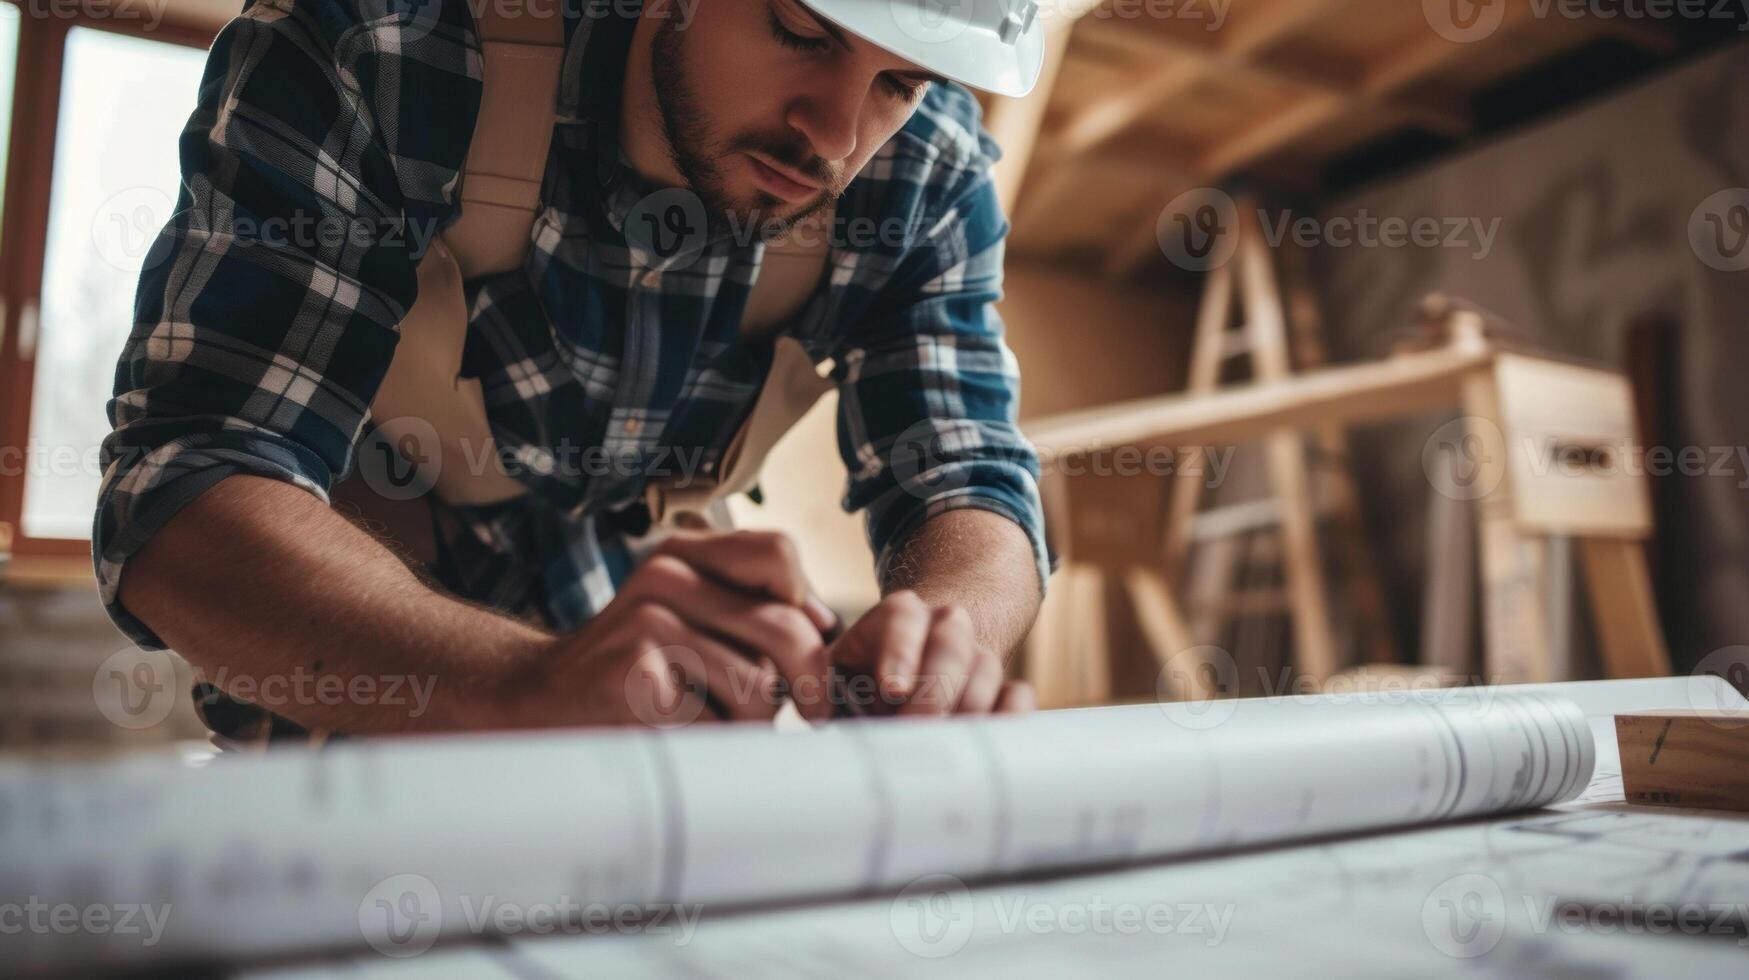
[1051,0,1351,159]
[983,0,1110,216]
[1072,16,1473,139]
[1053,60,1211,160]
[1101,8,1549,279]
[1194,4,1550,206]
[987,21,1079,213]
[1015,0,1352,229]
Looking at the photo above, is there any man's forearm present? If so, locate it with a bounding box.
[118,475,553,733]
[881,508,1043,660]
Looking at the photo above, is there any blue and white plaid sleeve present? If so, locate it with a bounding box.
[833,169,1051,595]
[94,0,479,647]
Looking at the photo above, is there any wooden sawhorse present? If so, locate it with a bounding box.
[1023,301,1672,708]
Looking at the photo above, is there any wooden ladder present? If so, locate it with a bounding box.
[1162,196,1396,686]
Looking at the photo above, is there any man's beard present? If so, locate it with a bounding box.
[649,18,838,239]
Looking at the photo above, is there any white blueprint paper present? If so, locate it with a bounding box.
[0,686,1608,973]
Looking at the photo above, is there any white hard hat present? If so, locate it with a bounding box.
[798,0,1046,98]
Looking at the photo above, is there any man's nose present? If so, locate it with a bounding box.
[784,77,863,165]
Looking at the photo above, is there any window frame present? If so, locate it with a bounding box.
[0,2,217,558]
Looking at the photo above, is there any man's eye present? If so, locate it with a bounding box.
[884,76,924,101]
[771,13,830,52]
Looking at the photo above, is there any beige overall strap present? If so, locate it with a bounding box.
[369,6,565,505]
[647,216,835,525]
[443,6,566,278]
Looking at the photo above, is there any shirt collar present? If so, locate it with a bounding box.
[560,0,643,189]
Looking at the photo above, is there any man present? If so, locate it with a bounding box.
[97,0,1052,734]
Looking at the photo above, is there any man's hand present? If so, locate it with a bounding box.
[486,530,842,728]
[827,591,1035,717]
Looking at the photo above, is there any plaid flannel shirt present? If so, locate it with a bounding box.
[97,0,1049,647]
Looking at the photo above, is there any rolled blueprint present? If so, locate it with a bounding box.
[0,689,1592,972]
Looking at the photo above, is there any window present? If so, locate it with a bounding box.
[0,5,17,236]
[0,5,215,557]
[25,29,205,539]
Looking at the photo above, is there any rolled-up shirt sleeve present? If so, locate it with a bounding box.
[833,170,1051,595]
[95,0,478,647]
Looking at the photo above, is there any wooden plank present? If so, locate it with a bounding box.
[1187,589,1290,618]
[1580,538,1673,679]
[1025,565,1078,708]
[1200,91,1348,176]
[1265,430,1336,679]
[1024,0,1349,228]
[1198,0,1540,177]
[1186,498,1287,542]
[1024,341,1492,459]
[1163,258,1236,571]
[1053,59,1210,160]
[985,19,1077,213]
[1617,712,1749,812]
[1074,16,1472,137]
[1234,225,1338,681]
[1125,568,1198,679]
[1463,370,1554,685]
[1068,566,1112,706]
[1024,561,1113,709]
